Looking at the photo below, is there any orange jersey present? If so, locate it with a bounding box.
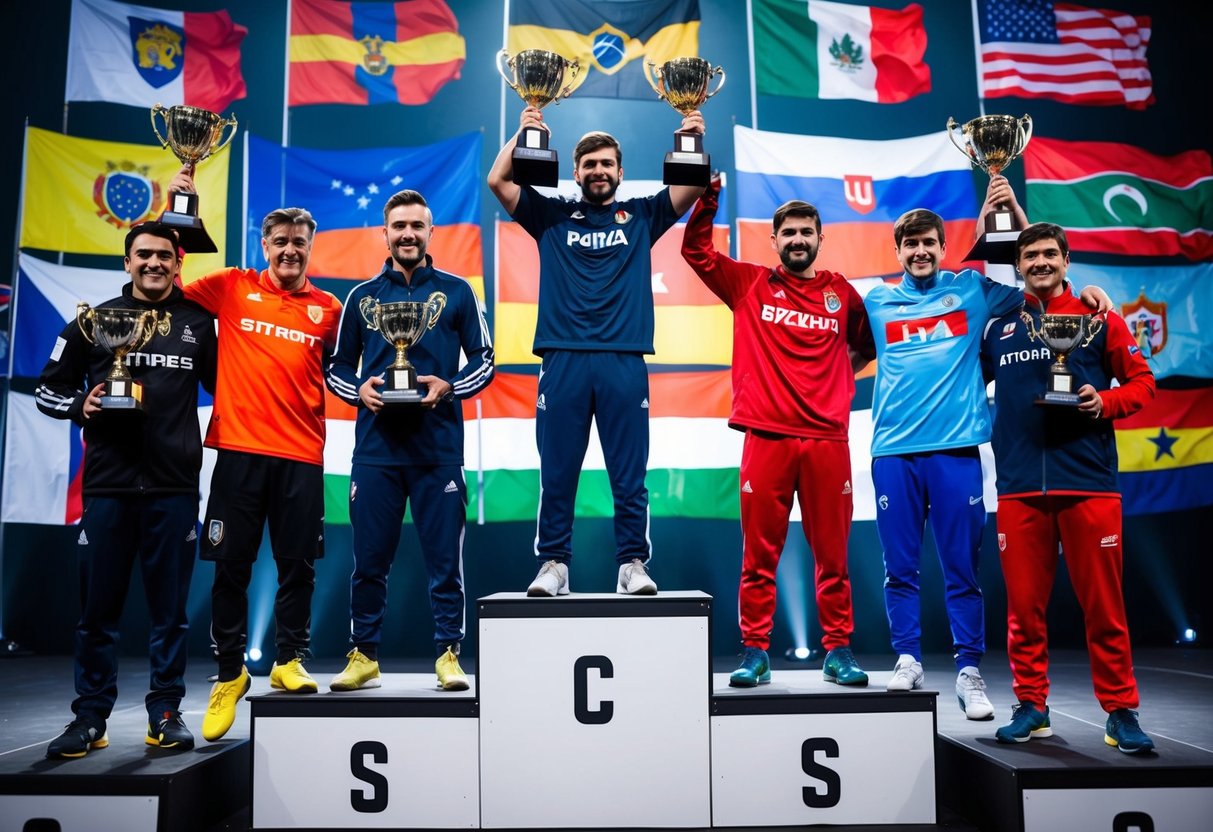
[184,268,341,465]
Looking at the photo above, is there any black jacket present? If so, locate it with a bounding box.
[35,283,217,495]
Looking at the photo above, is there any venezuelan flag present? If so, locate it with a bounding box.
[1116,385,1213,515]
[507,0,700,99]
[289,0,465,106]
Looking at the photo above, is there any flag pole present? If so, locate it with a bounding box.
[499,0,511,150]
[241,130,250,268]
[970,0,987,117]
[58,104,70,266]
[476,398,484,525]
[746,0,757,128]
[282,0,292,148]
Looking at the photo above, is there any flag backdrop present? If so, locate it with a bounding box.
[1024,137,1213,260]
[289,0,466,106]
[506,0,700,99]
[733,125,978,279]
[245,131,482,298]
[19,127,229,279]
[977,0,1153,109]
[1115,385,1213,516]
[65,0,247,111]
[753,0,930,103]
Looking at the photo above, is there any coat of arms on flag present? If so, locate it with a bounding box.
[1121,291,1167,355]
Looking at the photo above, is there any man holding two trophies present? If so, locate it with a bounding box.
[37,221,217,757]
[981,223,1156,752]
[325,189,494,692]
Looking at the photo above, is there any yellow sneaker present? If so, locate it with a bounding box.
[435,647,469,691]
[329,648,381,691]
[270,657,319,693]
[202,667,250,742]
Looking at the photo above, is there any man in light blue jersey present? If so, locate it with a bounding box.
[488,105,707,597]
[865,177,1109,719]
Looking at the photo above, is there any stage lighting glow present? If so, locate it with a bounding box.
[1182,628,1197,643]
[248,647,263,662]
[793,646,811,660]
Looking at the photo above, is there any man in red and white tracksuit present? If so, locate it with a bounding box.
[981,222,1156,752]
[682,177,875,687]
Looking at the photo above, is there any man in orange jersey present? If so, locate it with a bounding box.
[168,169,341,742]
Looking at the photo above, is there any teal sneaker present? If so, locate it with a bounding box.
[729,646,771,688]
[995,702,1052,744]
[822,646,869,686]
[1105,709,1155,754]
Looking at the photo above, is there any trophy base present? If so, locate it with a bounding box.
[663,151,711,187]
[102,379,145,410]
[963,230,1020,265]
[380,385,427,405]
[158,210,219,254]
[1035,391,1081,407]
[99,396,145,411]
[513,147,559,188]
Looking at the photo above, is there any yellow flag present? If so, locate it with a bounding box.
[20,126,229,279]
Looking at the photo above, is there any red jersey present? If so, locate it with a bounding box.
[184,268,341,465]
[681,189,875,440]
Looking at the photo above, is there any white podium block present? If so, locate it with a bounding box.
[711,672,937,826]
[478,591,712,829]
[251,674,479,829]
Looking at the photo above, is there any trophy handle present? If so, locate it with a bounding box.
[134,311,159,351]
[558,58,580,101]
[213,115,239,155]
[644,61,666,100]
[150,104,171,149]
[1080,315,1104,349]
[1019,307,1041,343]
[495,49,518,92]
[704,65,726,100]
[945,117,969,159]
[425,292,448,331]
[1015,114,1033,157]
[156,310,173,337]
[359,296,380,331]
[76,303,96,344]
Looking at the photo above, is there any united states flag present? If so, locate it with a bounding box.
[977,0,1153,109]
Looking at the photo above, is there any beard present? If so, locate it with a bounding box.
[778,245,817,273]
[579,176,619,204]
[391,243,426,271]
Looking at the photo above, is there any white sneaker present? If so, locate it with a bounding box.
[887,654,924,691]
[527,560,569,597]
[617,558,658,595]
[956,666,995,720]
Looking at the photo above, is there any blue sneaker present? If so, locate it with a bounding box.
[822,646,869,686]
[995,702,1052,744]
[729,647,771,688]
[1105,709,1155,754]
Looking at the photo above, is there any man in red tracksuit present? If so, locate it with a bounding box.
[682,177,876,687]
[981,222,1156,752]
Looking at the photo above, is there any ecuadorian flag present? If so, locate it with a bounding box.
[507,0,700,99]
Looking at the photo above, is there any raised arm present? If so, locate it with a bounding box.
[668,110,708,216]
[975,174,1029,241]
[488,106,547,216]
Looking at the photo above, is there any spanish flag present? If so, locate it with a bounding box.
[507,0,700,99]
[289,0,466,106]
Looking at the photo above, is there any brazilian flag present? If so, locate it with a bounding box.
[507,0,700,99]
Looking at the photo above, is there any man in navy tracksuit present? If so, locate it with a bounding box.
[325,189,494,691]
[36,221,216,757]
[488,105,707,596]
[981,222,1156,752]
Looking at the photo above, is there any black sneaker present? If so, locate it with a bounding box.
[47,717,108,759]
[147,710,195,751]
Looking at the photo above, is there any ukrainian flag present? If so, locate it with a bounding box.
[507,0,700,99]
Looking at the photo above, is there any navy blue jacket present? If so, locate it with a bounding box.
[326,257,493,467]
[980,285,1153,498]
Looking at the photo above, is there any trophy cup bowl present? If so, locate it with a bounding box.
[946,114,1032,177]
[497,49,579,187]
[645,57,725,187]
[360,293,448,405]
[150,104,237,254]
[76,304,162,410]
[1021,311,1104,406]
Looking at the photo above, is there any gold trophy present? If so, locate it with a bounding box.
[1020,310,1103,406]
[947,114,1032,263]
[497,49,580,187]
[150,104,237,253]
[646,57,725,186]
[359,294,448,405]
[76,304,170,411]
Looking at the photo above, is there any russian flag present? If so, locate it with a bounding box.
[734,125,979,279]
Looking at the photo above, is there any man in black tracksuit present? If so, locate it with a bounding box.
[36,221,217,758]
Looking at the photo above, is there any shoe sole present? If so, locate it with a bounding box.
[526,584,569,597]
[48,737,108,759]
[330,677,382,691]
[617,584,658,595]
[439,678,470,691]
[146,735,195,750]
[958,696,995,720]
[270,678,319,693]
[824,674,870,687]
[997,726,1053,743]
[1105,734,1155,754]
[728,673,771,688]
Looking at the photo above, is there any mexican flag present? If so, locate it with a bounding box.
[752,0,930,103]
[1024,137,1213,260]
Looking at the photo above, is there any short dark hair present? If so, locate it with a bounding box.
[893,209,946,246]
[123,221,180,258]
[1015,222,1069,259]
[261,207,317,239]
[382,189,432,224]
[573,131,622,167]
[773,200,822,234]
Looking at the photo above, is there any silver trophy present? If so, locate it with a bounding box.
[646,57,725,186]
[359,293,448,405]
[150,104,237,253]
[1020,311,1103,406]
[497,49,580,187]
[947,113,1032,263]
[76,304,170,410]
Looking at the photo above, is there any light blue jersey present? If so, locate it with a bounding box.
[865,269,1021,457]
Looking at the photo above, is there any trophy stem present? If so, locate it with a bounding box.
[111,352,131,380]
[393,342,411,370]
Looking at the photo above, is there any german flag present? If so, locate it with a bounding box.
[507,0,700,99]
[289,0,465,106]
